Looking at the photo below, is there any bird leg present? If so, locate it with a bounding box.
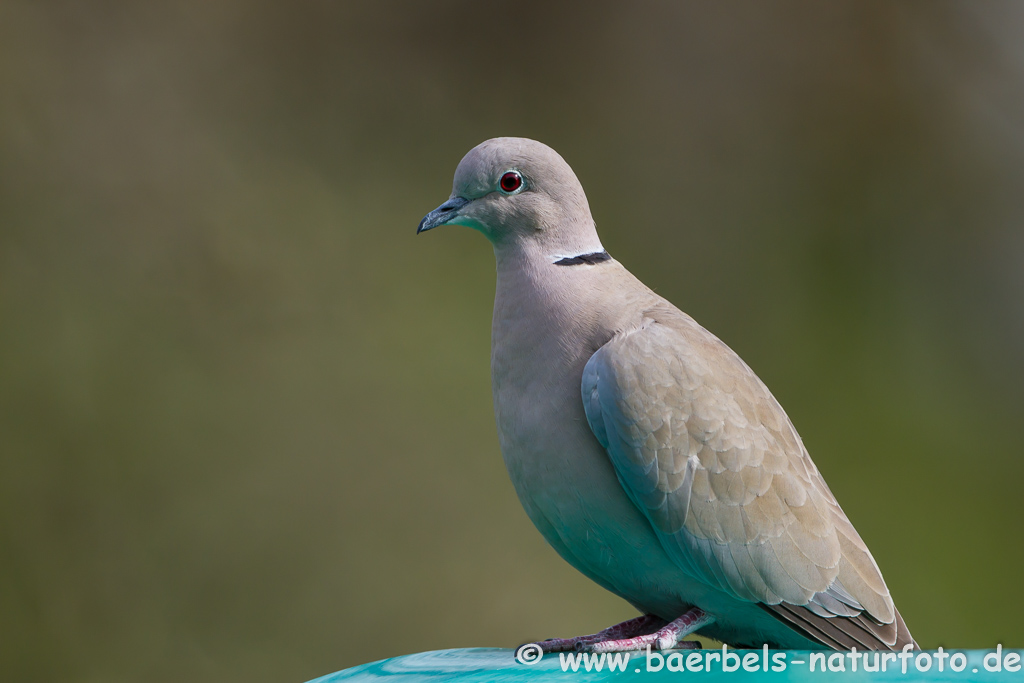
[582,608,714,653]
[537,614,668,653]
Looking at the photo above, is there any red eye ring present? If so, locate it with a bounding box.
[499,171,523,193]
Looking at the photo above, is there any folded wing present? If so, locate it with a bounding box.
[581,309,913,650]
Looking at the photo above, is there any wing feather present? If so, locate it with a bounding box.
[581,310,911,650]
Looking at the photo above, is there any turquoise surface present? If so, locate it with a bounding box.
[310,647,1023,682]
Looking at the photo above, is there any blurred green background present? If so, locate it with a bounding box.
[1,1,1022,681]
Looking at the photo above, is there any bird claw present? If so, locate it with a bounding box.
[533,609,712,654]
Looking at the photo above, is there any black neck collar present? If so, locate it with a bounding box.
[553,250,611,266]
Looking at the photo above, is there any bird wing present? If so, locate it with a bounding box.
[581,309,912,649]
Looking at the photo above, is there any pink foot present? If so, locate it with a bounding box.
[583,608,715,653]
[537,614,667,653]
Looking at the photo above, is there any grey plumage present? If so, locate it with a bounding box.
[418,137,915,651]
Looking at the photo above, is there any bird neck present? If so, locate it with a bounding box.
[492,238,604,319]
[490,237,632,389]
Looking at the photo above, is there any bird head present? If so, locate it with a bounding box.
[417,137,602,258]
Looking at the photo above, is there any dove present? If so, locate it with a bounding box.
[417,137,915,652]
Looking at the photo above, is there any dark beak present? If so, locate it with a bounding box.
[417,196,471,234]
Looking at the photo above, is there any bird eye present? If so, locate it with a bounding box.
[499,170,523,194]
